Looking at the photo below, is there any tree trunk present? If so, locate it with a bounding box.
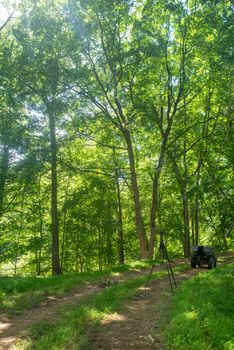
[0,145,9,217]
[37,216,43,276]
[181,185,190,257]
[61,176,70,271]
[48,111,61,275]
[191,207,195,246]
[195,162,201,246]
[123,128,147,258]
[37,175,43,276]
[223,236,228,250]
[149,171,160,258]
[115,167,125,264]
[149,130,170,258]
[98,224,103,271]
[195,191,199,246]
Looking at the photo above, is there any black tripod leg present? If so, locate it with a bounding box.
[145,247,160,288]
[165,258,174,293]
[164,246,177,288]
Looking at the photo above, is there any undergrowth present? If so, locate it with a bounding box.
[165,263,234,350]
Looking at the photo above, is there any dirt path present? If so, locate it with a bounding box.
[88,254,234,350]
[0,259,186,350]
[0,254,233,350]
[89,267,201,350]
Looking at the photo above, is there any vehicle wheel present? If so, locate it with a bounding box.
[191,257,197,268]
[208,257,214,269]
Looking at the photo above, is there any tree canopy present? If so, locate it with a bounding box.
[0,0,233,275]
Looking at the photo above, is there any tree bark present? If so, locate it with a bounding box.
[61,176,70,271]
[191,208,195,246]
[195,168,200,246]
[123,128,147,258]
[181,184,190,257]
[166,150,191,257]
[149,127,170,257]
[98,223,103,270]
[36,175,43,276]
[115,167,125,264]
[48,110,61,275]
[0,145,9,217]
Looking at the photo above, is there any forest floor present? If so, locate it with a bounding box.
[0,253,233,350]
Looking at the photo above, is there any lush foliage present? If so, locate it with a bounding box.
[165,263,234,350]
[0,0,233,275]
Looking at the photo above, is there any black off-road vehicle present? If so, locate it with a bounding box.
[191,246,217,269]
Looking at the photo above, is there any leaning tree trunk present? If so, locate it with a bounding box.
[48,110,61,275]
[123,128,147,258]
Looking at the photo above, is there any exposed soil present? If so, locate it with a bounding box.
[0,254,233,350]
[88,267,202,350]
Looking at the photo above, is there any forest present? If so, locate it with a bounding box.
[0,0,233,277]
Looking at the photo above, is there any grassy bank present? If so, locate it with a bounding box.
[165,263,234,350]
[17,265,188,350]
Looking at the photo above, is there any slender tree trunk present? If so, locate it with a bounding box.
[106,216,113,267]
[37,175,43,276]
[223,236,228,250]
[0,145,9,217]
[61,176,70,271]
[181,184,190,257]
[149,129,170,257]
[123,128,147,258]
[195,167,200,246]
[149,171,160,258]
[98,224,103,270]
[115,167,124,264]
[48,111,61,275]
[166,150,191,257]
[190,205,195,246]
[37,216,43,275]
[75,243,79,272]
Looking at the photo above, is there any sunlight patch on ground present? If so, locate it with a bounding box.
[110,272,122,277]
[101,312,127,325]
[184,310,198,320]
[0,321,12,333]
[0,336,17,348]
[139,286,150,291]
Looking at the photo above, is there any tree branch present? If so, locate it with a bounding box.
[0,11,14,31]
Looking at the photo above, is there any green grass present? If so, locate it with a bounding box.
[17,265,189,350]
[165,263,234,350]
[0,260,155,316]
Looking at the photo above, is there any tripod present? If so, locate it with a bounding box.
[145,241,177,293]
